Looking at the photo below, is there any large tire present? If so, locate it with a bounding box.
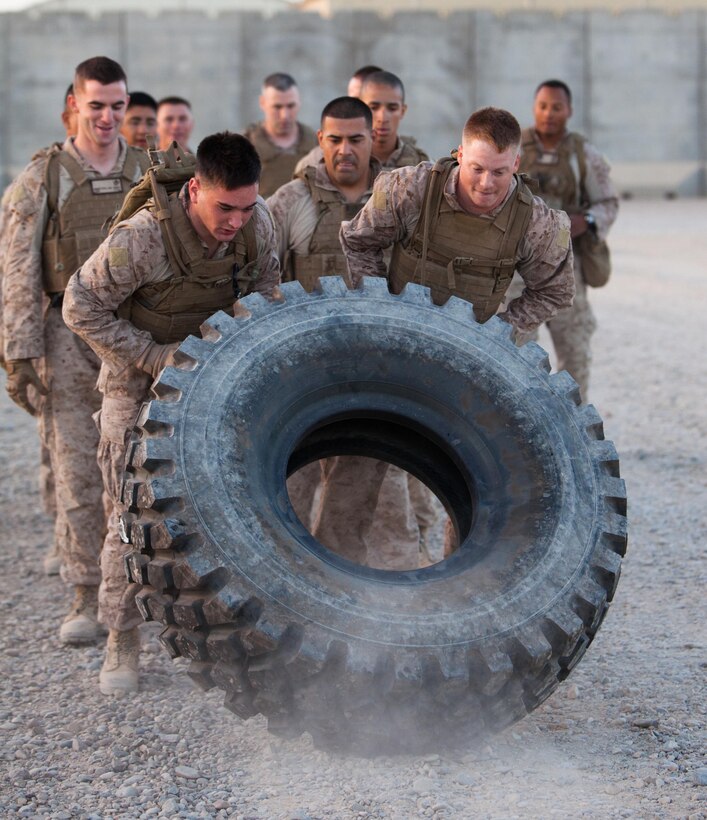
[121,277,627,754]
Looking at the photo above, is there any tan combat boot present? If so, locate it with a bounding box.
[43,542,62,576]
[99,628,140,695]
[59,585,106,644]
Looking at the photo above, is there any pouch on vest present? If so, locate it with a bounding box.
[574,138,612,288]
[576,231,611,288]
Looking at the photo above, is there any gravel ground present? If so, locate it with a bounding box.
[1,198,706,819]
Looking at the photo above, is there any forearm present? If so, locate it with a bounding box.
[504,245,575,335]
[583,146,619,240]
[2,209,46,361]
[340,222,390,287]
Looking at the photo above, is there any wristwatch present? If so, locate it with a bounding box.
[584,211,598,235]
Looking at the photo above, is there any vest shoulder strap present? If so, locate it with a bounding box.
[409,158,456,279]
[497,174,536,261]
[43,148,86,215]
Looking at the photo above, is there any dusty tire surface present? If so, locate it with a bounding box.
[121,276,627,754]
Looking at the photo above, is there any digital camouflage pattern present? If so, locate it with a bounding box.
[340,161,575,337]
[63,188,280,630]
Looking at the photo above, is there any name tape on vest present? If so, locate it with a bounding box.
[91,179,124,195]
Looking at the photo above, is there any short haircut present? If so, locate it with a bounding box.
[262,72,297,93]
[158,96,192,111]
[196,131,261,190]
[74,56,126,92]
[361,70,405,101]
[350,64,383,82]
[462,107,521,153]
[535,79,572,105]
[128,91,158,112]
[320,96,373,130]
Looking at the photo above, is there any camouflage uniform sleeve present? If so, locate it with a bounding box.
[582,142,619,240]
[1,159,50,361]
[62,212,169,375]
[266,180,313,267]
[267,180,322,281]
[245,199,281,297]
[503,197,576,335]
[340,165,428,287]
[0,184,14,359]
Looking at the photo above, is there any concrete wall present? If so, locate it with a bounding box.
[1,8,705,194]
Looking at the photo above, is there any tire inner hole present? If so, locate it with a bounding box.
[285,416,475,571]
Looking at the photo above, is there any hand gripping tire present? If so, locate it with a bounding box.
[121,276,627,754]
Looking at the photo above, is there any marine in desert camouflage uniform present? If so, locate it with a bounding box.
[269,96,433,569]
[244,73,318,198]
[64,131,280,695]
[518,79,619,402]
[0,84,77,576]
[314,107,575,554]
[2,58,149,643]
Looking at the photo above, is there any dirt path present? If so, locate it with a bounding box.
[1,199,705,819]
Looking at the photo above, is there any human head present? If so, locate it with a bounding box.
[69,56,128,150]
[359,70,407,150]
[62,84,78,138]
[533,79,573,141]
[259,73,301,141]
[121,91,158,149]
[457,107,522,215]
[347,64,383,98]
[318,97,373,190]
[187,131,261,246]
[157,96,194,151]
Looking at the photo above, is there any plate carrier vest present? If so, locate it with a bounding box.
[288,165,367,292]
[245,123,318,199]
[519,128,588,215]
[115,142,258,345]
[389,157,535,323]
[41,146,149,294]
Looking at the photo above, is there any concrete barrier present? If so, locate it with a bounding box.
[0,8,704,195]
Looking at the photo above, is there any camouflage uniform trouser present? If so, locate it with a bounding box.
[38,437,56,518]
[36,387,69,558]
[38,306,104,586]
[95,384,150,632]
[310,457,422,570]
[544,257,596,403]
[407,474,439,536]
[287,461,322,530]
